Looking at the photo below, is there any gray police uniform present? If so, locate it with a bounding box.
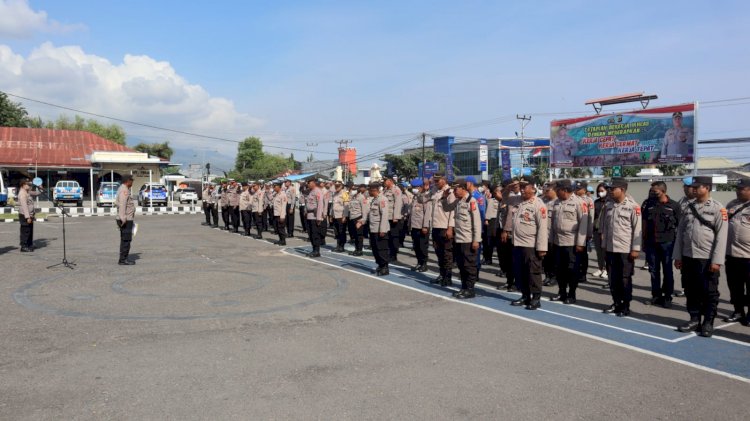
[428,184,456,284]
[18,188,40,250]
[362,193,391,271]
[452,195,482,294]
[674,196,728,326]
[330,189,347,250]
[504,194,549,307]
[384,185,404,261]
[600,195,642,313]
[347,191,368,254]
[725,196,750,319]
[551,195,588,301]
[410,190,431,267]
[116,184,136,263]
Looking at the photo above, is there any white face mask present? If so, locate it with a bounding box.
[510,191,520,197]
[412,188,419,194]
[598,191,606,198]
[478,187,485,193]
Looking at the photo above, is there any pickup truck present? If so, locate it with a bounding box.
[53,180,84,207]
[174,187,198,204]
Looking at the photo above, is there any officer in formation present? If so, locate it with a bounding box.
[674,176,728,337]
[239,182,253,236]
[330,181,348,252]
[724,178,750,325]
[482,182,500,266]
[409,179,430,272]
[202,184,212,226]
[305,179,327,257]
[251,182,266,239]
[115,175,136,265]
[219,180,231,230]
[347,183,369,256]
[427,174,456,286]
[498,179,521,290]
[600,178,642,317]
[542,182,558,286]
[441,179,482,299]
[284,180,297,238]
[272,182,288,245]
[503,177,548,310]
[383,177,404,263]
[227,180,241,233]
[358,182,390,275]
[17,178,42,252]
[574,181,594,285]
[549,180,588,304]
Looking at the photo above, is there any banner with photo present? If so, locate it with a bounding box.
[550,103,695,168]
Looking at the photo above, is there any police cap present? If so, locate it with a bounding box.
[608,177,628,190]
[555,179,573,191]
[736,178,750,189]
[691,176,713,187]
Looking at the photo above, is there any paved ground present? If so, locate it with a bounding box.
[0,215,748,420]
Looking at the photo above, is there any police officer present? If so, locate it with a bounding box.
[272,182,288,245]
[641,181,680,308]
[202,184,212,226]
[330,181,348,252]
[465,176,486,269]
[251,182,265,239]
[227,180,241,233]
[17,179,42,252]
[725,178,750,325]
[574,181,594,284]
[542,182,558,286]
[498,179,520,290]
[674,176,728,337]
[503,177,548,310]
[600,178,642,317]
[426,175,455,286]
[409,179,430,272]
[219,180,231,230]
[208,184,219,228]
[443,179,482,299]
[239,182,253,236]
[298,183,309,239]
[284,180,297,238]
[660,111,693,157]
[116,175,136,265]
[383,177,404,263]
[358,183,390,275]
[550,180,588,304]
[399,183,411,247]
[347,184,368,256]
[264,183,275,233]
[306,179,326,257]
[483,183,500,266]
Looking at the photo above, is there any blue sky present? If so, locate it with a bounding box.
[2,0,750,168]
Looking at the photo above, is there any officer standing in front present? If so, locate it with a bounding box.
[427,175,456,286]
[600,178,641,317]
[409,179,430,272]
[208,184,219,228]
[443,179,482,299]
[503,177,548,310]
[549,180,588,304]
[116,175,136,265]
[202,184,211,226]
[358,183,390,275]
[574,181,594,284]
[724,178,750,325]
[674,176,728,337]
[284,180,296,238]
[272,182,288,245]
[17,179,42,252]
[347,184,368,256]
[239,182,253,236]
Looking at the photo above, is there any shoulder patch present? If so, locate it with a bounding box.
[721,208,728,221]
[634,205,641,216]
[471,201,476,212]
[540,207,547,218]
[582,202,589,213]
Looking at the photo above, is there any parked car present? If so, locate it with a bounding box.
[174,187,198,204]
[138,183,168,207]
[96,182,120,207]
[0,171,7,207]
[53,180,84,207]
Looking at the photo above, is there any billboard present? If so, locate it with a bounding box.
[478,139,488,172]
[550,103,695,168]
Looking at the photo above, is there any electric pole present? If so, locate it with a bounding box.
[516,115,531,176]
[421,133,426,180]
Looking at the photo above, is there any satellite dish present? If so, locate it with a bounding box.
[32,177,43,187]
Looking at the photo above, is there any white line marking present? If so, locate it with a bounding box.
[536,308,681,343]
[281,248,750,384]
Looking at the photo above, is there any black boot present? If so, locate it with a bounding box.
[440,276,452,287]
[511,297,527,307]
[699,318,714,338]
[526,294,541,310]
[417,264,428,273]
[452,289,465,298]
[457,289,476,299]
[678,317,701,332]
[431,274,443,285]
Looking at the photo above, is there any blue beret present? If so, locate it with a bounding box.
[683,177,693,186]
[465,176,478,184]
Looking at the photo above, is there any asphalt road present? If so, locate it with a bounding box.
[0,215,748,420]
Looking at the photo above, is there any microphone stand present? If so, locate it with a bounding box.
[37,188,76,269]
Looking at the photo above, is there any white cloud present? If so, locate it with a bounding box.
[0,42,265,155]
[0,0,85,38]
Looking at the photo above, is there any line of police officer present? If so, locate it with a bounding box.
[195,174,750,336]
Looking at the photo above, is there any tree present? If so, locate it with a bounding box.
[0,92,30,127]
[531,162,549,185]
[383,151,445,180]
[134,141,174,160]
[234,137,264,171]
[51,114,127,145]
